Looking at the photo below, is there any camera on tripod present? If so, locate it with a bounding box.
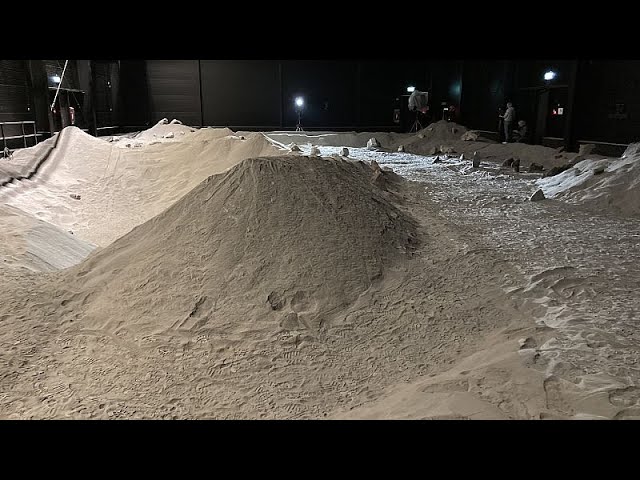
[408,90,429,133]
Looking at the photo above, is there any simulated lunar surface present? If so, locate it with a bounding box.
[1,119,638,419]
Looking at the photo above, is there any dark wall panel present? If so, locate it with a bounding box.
[460,60,507,131]
[575,60,640,144]
[76,60,93,130]
[359,60,429,129]
[119,60,149,127]
[281,61,358,129]
[429,60,463,123]
[146,60,201,126]
[27,60,52,133]
[0,60,33,123]
[92,61,120,127]
[201,60,280,128]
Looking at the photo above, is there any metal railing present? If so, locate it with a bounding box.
[0,120,38,149]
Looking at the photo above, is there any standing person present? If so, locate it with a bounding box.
[497,106,505,142]
[500,102,515,143]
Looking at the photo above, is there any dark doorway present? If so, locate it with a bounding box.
[534,89,549,145]
[546,88,568,138]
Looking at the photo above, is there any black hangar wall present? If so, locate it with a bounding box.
[145,60,201,126]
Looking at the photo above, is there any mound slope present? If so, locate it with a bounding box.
[537,142,640,216]
[59,155,417,335]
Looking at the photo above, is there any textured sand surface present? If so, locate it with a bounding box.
[1,121,638,419]
[538,142,640,217]
[0,204,95,272]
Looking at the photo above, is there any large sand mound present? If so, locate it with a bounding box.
[56,155,417,335]
[537,142,640,216]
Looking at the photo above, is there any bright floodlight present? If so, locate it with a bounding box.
[51,75,61,83]
[407,86,416,93]
[295,97,304,108]
[544,71,556,81]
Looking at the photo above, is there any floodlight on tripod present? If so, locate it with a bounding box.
[408,90,429,133]
[295,96,304,131]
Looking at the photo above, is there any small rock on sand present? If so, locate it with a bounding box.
[530,189,545,202]
[519,337,537,349]
[472,152,481,168]
[340,147,349,156]
[280,312,300,330]
[461,130,479,141]
[440,145,455,154]
[367,138,381,150]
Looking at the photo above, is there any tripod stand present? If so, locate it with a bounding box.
[295,110,303,132]
[409,109,423,133]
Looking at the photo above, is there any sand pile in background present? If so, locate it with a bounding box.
[538,142,640,216]
[0,135,58,185]
[54,155,416,335]
[131,118,196,143]
[111,120,234,147]
[0,205,95,272]
[400,120,576,170]
[415,120,469,142]
[266,121,580,171]
[266,121,468,151]
[264,131,411,149]
[1,126,282,247]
